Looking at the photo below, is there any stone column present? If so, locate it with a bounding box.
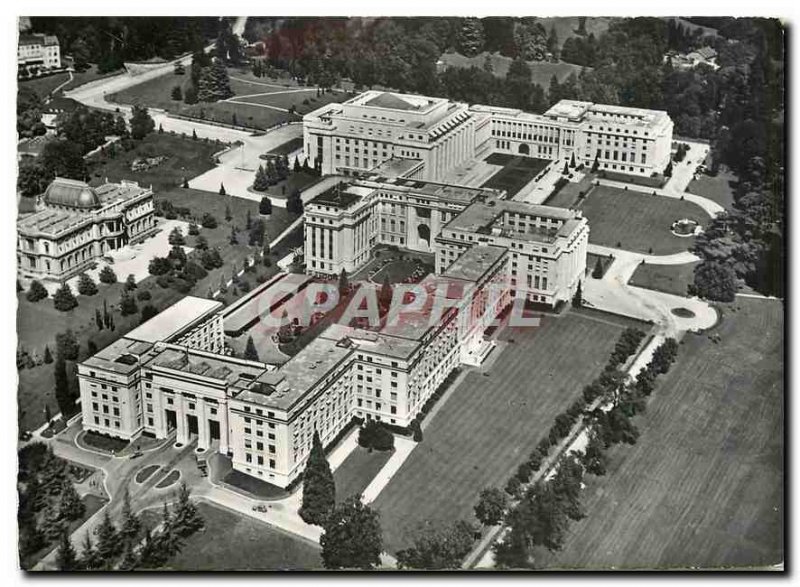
[176,403,188,445]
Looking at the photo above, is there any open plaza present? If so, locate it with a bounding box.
[16,32,782,571]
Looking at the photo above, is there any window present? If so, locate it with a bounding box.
[246,453,252,463]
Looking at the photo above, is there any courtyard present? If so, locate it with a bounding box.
[579,185,710,255]
[371,308,651,554]
[480,153,551,197]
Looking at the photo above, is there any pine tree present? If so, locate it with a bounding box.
[118,541,139,571]
[119,489,141,543]
[591,257,604,279]
[253,164,270,191]
[130,104,155,140]
[43,345,53,364]
[300,431,336,525]
[192,129,198,140]
[245,209,252,230]
[338,269,349,295]
[95,511,119,564]
[320,496,382,569]
[457,17,485,57]
[591,151,600,172]
[26,279,48,302]
[103,299,111,328]
[171,483,204,537]
[259,196,272,215]
[56,528,78,571]
[293,156,302,172]
[58,479,85,520]
[99,265,117,284]
[125,274,138,291]
[77,273,98,296]
[171,85,183,101]
[570,152,576,168]
[120,290,138,316]
[79,533,102,570]
[244,335,259,361]
[563,160,570,175]
[168,226,186,245]
[53,284,78,312]
[221,183,228,197]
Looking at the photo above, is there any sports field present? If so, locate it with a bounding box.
[372,308,647,554]
[580,186,709,255]
[541,297,783,570]
[481,155,550,197]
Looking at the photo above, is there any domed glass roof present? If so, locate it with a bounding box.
[43,178,101,210]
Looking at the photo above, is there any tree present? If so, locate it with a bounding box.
[120,290,138,316]
[56,330,80,361]
[396,520,477,569]
[457,18,485,57]
[140,304,158,323]
[56,528,78,571]
[244,335,259,361]
[119,489,141,543]
[294,156,302,172]
[591,257,605,278]
[79,533,102,570]
[130,104,155,140]
[358,421,395,451]
[114,115,128,138]
[95,510,120,564]
[690,261,737,302]
[125,274,138,291]
[77,273,98,296]
[192,129,198,140]
[171,85,183,101]
[183,83,198,104]
[338,269,349,295]
[287,189,304,214]
[195,234,209,251]
[572,281,583,308]
[43,345,53,364]
[174,61,185,75]
[148,256,173,276]
[197,59,234,102]
[664,160,673,177]
[168,226,186,245]
[320,496,382,570]
[253,164,269,192]
[40,139,87,182]
[300,431,336,525]
[118,542,139,571]
[570,152,576,168]
[201,213,218,229]
[53,284,78,312]
[99,265,117,284]
[563,160,570,175]
[170,483,205,537]
[187,223,200,237]
[475,487,508,526]
[26,280,48,302]
[58,479,85,521]
[591,151,600,172]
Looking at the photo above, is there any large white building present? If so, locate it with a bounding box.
[304,91,673,180]
[78,266,512,488]
[17,178,157,284]
[18,33,61,74]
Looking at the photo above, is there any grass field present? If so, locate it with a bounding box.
[687,169,738,211]
[629,261,699,296]
[437,51,588,87]
[372,309,646,554]
[87,132,222,192]
[540,297,783,570]
[481,155,550,197]
[544,174,594,208]
[147,501,323,570]
[18,72,71,98]
[580,186,709,255]
[334,446,393,503]
[109,67,349,130]
[268,137,304,156]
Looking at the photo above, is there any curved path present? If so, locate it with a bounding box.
[584,244,717,337]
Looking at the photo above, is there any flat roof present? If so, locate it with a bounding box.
[369,157,424,179]
[125,296,222,343]
[17,208,89,237]
[223,273,312,335]
[94,181,151,208]
[239,334,354,410]
[445,198,575,238]
[442,245,508,283]
[309,181,364,209]
[82,337,154,375]
[149,345,267,387]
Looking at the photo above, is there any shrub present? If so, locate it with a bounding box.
[504,477,521,497]
[358,421,394,452]
[26,280,48,302]
[515,462,533,484]
[136,289,152,301]
[98,265,117,284]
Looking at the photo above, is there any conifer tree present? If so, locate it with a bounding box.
[244,335,259,361]
[300,431,336,525]
[80,533,102,570]
[53,284,79,312]
[99,265,117,284]
[95,511,120,564]
[119,489,141,543]
[56,528,78,571]
[43,345,53,364]
[26,279,48,302]
[77,273,98,296]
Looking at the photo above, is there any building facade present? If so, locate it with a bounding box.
[17,178,156,284]
[304,91,673,181]
[18,33,61,74]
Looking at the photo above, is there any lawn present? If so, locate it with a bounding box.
[87,132,223,192]
[437,51,589,87]
[579,185,709,255]
[370,257,434,285]
[150,501,323,570]
[249,170,321,200]
[586,252,615,279]
[80,430,130,453]
[544,174,594,208]
[540,297,783,569]
[481,155,550,197]
[18,72,71,99]
[222,468,289,499]
[268,137,304,156]
[687,168,738,211]
[372,308,646,554]
[108,67,349,130]
[628,261,700,297]
[333,446,393,503]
